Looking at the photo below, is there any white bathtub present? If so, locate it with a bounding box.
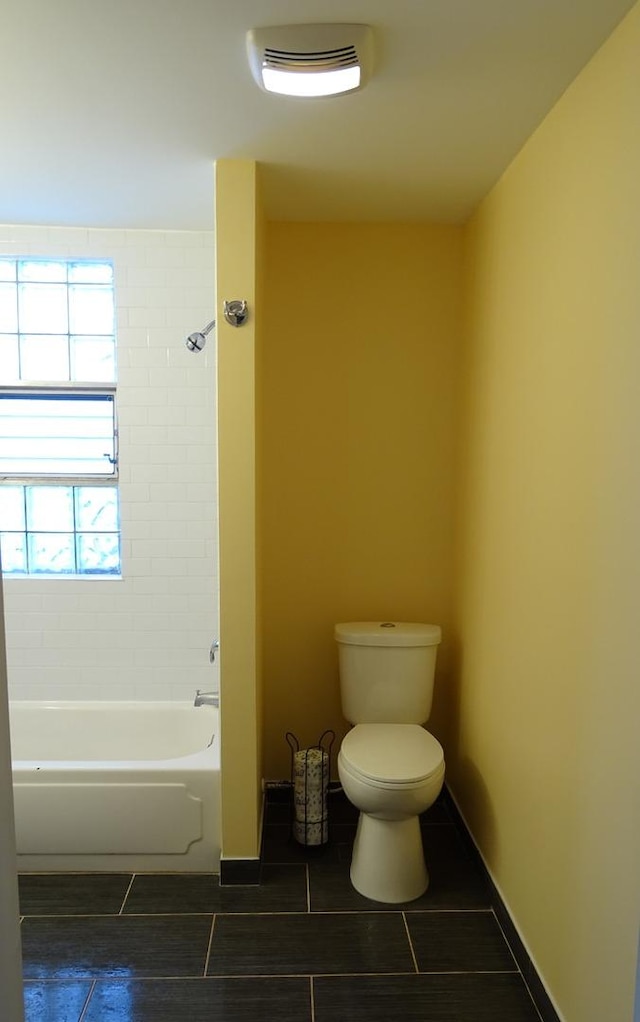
[9,701,220,873]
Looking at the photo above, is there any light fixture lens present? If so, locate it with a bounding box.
[261,65,361,97]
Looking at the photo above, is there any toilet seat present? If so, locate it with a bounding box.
[340,724,444,790]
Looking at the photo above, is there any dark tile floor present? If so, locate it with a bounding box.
[20,791,543,1021]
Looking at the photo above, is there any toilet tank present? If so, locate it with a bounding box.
[335,622,442,724]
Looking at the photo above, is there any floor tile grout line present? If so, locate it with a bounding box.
[18,871,136,876]
[490,907,526,975]
[308,907,494,915]
[305,864,311,913]
[118,873,137,915]
[491,908,545,1022]
[523,984,546,1022]
[24,969,525,984]
[21,910,219,918]
[402,911,420,974]
[309,975,315,1022]
[204,969,523,979]
[189,971,425,980]
[414,969,521,976]
[208,908,485,917]
[202,913,217,977]
[76,979,96,1022]
[19,871,218,877]
[19,906,495,919]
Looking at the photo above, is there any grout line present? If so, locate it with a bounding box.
[305,864,311,913]
[18,871,219,878]
[20,907,496,919]
[390,969,521,976]
[27,969,525,983]
[17,871,138,877]
[202,913,217,977]
[401,908,494,915]
[208,909,402,917]
[490,907,521,973]
[491,908,545,1022]
[302,908,496,916]
[21,911,218,919]
[309,975,315,1022]
[156,971,421,980]
[77,980,96,1022]
[203,969,522,978]
[402,911,420,974]
[118,873,136,915]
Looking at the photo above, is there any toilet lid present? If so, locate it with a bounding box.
[340,724,444,785]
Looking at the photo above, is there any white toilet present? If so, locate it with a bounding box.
[336,621,445,904]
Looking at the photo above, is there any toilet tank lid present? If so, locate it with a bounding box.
[335,622,441,647]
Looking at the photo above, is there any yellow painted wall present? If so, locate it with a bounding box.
[261,223,463,779]
[215,160,263,859]
[454,6,640,1020]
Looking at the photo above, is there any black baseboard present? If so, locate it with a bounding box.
[219,857,261,886]
[442,787,561,1022]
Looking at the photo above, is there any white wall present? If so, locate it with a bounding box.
[1,225,218,701]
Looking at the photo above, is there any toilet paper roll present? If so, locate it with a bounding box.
[293,747,329,846]
[294,818,329,847]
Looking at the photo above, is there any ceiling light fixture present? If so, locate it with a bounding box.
[247,24,374,98]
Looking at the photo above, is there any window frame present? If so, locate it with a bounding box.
[0,256,121,577]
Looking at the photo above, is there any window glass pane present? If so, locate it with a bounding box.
[1,484,121,576]
[76,533,120,574]
[18,283,68,334]
[68,285,114,335]
[70,336,116,382]
[18,261,68,283]
[0,394,116,476]
[0,261,17,282]
[0,335,19,379]
[19,334,70,381]
[0,486,26,530]
[28,533,75,573]
[75,486,118,531]
[0,533,27,574]
[26,486,74,532]
[0,283,18,332]
[68,262,113,284]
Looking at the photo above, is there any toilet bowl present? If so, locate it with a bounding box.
[335,621,444,903]
[338,723,445,903]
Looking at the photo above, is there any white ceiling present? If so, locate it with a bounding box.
[0,0,634,230]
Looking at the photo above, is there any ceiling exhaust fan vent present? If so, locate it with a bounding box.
[247,24,374,97]
[262,44,360,73]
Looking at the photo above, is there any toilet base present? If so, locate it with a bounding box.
[349,811,428,904]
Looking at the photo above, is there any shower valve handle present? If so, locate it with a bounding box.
[209,640,219,663]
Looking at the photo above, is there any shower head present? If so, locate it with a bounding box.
[185,319,215,352]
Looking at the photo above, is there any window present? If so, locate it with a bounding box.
[0,258,120,576]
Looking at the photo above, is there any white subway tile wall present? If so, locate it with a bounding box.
[0,224,218,701]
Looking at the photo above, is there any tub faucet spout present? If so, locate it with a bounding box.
[194,690,219,707]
